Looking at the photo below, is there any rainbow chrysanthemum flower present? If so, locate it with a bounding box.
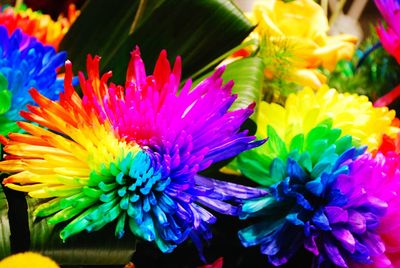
[348,152,400,268]
[237,118,389,267]
[0,4,78,49]
[256,86,398,154]
[0,47,265,257]
[374,0,400,64]
[0,25,66,135]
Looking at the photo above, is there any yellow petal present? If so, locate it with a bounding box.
[289,69,326,89]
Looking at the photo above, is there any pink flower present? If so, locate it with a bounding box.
[375,0,400,63]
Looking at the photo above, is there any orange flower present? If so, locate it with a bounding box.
[0,4,79,49]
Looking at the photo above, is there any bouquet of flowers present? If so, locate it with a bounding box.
[0,0,400,267]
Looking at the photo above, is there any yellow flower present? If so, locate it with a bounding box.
[250,0,357,88]
[257,85,399,152]
[0,252,59,268]
[289,68,327,89]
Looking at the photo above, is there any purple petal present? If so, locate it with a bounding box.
[323,237,349,268]
[324,206,348,224]
[360,231,385,256]
[304,234,319,256]
[332,228,356,253]
[348,210,366,234]
[195,196,239,215]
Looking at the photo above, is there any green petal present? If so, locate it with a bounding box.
[0,90,11,115]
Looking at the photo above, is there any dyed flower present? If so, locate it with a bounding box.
[0,252,60,268]
[0,4,78,49]
[237,119,388,267]
[375,0,400,63]
[0,25,66,135]
[248,0,357,88]
[377,118,400,155]
[0,48,265,257]
[256,86,398,154]
[378,133,400,155]
[349,152,400,268]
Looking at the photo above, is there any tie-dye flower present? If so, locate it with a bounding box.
[349,152,400,268]
[0,47,265,259]
[238,97,397,268]
[0,4,78,49]
[0,25,66,135]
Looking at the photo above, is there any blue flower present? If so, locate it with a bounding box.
[238,122,387,267]
[0,25,66,135]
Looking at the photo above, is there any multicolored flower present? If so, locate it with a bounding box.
[349,152,400,268]
[0,48,265,258]
[237,117,389,267]
[0,4,78,49]
[375,0,400,63]
[256,86,398,154]
[0,25,66,136]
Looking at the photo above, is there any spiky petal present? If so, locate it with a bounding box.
[374,0,400,63]
[0,47,265,259]
[0,4,78,49]
[0,25,66,135]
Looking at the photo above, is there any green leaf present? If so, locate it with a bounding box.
[221,57,264,112]
[61,0,253,85]
[59,0,139,74]
[27,197,136,265]
[192,55,264,119]
[0,184,11,259]
[0,153,11,258]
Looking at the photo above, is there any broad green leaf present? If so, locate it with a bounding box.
[0,147,11,258]
[221,57,264,112]
[61,0,253,85]
[27,197,136,265]
[0,181,11,259]
[59,0,139,74]
[115,0,253,82]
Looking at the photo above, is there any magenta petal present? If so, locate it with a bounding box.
[304,234,319,256]
[332,228,356,253]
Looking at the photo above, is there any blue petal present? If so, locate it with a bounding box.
[312,209,331,231]
[305,177,324,196]
[287,158,307,182]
